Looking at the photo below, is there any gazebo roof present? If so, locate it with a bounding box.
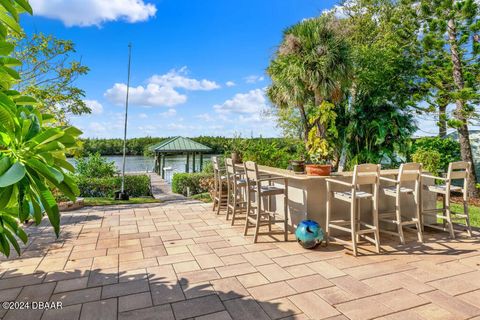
[151,136,212,153]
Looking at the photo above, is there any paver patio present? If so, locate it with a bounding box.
[1,199,480,320]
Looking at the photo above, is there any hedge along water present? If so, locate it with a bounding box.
[68,155,216,175]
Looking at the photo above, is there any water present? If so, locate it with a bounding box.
[68,155,214,176]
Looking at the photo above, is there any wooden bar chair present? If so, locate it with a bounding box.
[212,156,228,215]
[421,161,472,238]
[225,158,248,225]
[326,164,381,256]
[379,163,423,244]
[243,161,289,243]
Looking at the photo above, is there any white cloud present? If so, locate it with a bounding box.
[244,75,265,84]
[138,113,148,119]
[104,83,187,107]
[89,122,107,133]
[214,89,268,115]
[149,67,220,91]
[226,81,236,87]
[195,113,215,122]
[84,99,103,114]
[159,108,177,117]
[30,0,157,27]
[104,67,219,108]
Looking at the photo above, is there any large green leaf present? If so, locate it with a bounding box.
[31,176,60,236]
[0,56,21,67]
[0,162,25,187]
[15,96,39,106]
[0,8,21,34]
[0,233,10,257]
[0,185,13,207]
[28,128,64,146]
[2,227,20,255]
[0,40,13,55]
[14,0,33,14]
[0,157,10,175]
[26,158,64,184]
[0,0,19,21]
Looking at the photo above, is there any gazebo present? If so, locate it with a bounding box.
[150,136,212,178]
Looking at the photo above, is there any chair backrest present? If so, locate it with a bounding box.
[447,161,470,181]
[352,164,380,186]
[243,161,259,182]
[225,158,235,176]
[398,162,422,183]
[212,156,220,171]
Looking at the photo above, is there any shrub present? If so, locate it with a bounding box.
[76,152,117,178]
[412,149,442,176]
[172,172,212,196]
[410,137,460,172]
[77,174,151,197]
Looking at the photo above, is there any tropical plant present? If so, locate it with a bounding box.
[416,0,480,196]
[14,33,90,124]
[75,152,117,178]
[412,149,442,177]
[336,0,420,169]
[267,15,352,157]
[0,0,83,257]
[410,137,461,172]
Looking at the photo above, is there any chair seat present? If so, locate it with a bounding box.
[235,179,247,186]
[333,191,372,201]
[252,185,285,196]
[428,184,462,194]
[383,186,413,196]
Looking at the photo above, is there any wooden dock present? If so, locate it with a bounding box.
[148,172,186,201]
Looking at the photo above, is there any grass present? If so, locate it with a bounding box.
[83,197,161,206]
[437,201,480,227]
[190,192,212,203]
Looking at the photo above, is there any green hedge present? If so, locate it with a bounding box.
[77,174,151,197]
[172,172,212,196]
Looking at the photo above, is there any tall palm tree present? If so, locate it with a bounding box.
[267,15,352,157]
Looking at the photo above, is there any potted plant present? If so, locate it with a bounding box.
[305,127,333,176]
[229,134,244,164]
[290,159,306,173]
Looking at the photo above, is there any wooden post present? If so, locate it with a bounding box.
[161,154,166,179]
[186,153,190,173]
[200,153,203,171]
[192,153,196,172]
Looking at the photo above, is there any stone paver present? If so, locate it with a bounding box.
[1,200,479,319]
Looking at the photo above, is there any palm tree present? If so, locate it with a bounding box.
[266,15,352,159]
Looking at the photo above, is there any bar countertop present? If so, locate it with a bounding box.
[254,165,400,180]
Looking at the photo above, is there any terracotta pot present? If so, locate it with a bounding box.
[231,152,242,164]
[305,164,332,176]
[290,160,305,173]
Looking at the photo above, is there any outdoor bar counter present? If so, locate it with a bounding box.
[253,165,437,233]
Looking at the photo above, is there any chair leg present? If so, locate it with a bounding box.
[253,196,261,243]
[415,190,423,242]
[351,201,358,256]
[244,190,251,236]
[226,182,232,221]
[284,193,288,242]
[326,185,331,246]
[216,185,223,215]
[396,198,405,245]
[445,196,455,239]
[373,192,381,254]
[464,198,473,237]
[267,196,272,232]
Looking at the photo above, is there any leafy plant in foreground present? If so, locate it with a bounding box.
[0,0,83,257]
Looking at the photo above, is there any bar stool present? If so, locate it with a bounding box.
[421,161,472,238]
[243,161,289,243]
[225,158,248,225]
[326,164,381,256]
[379,163,423,244]
[212,156,228,215]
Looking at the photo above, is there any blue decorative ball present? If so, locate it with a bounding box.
[295,220,324,249]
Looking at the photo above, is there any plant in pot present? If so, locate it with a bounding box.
[229,134,245,164]
[305,104,336,176]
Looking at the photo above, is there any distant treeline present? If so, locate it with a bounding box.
[79,136,302,158]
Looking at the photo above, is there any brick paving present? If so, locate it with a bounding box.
[0,199,480,320]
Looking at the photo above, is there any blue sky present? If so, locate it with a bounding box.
[24,0,440,138]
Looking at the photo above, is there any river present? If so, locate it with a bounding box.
[68,155,215,174]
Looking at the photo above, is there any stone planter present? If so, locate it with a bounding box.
[58,197,85,212]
